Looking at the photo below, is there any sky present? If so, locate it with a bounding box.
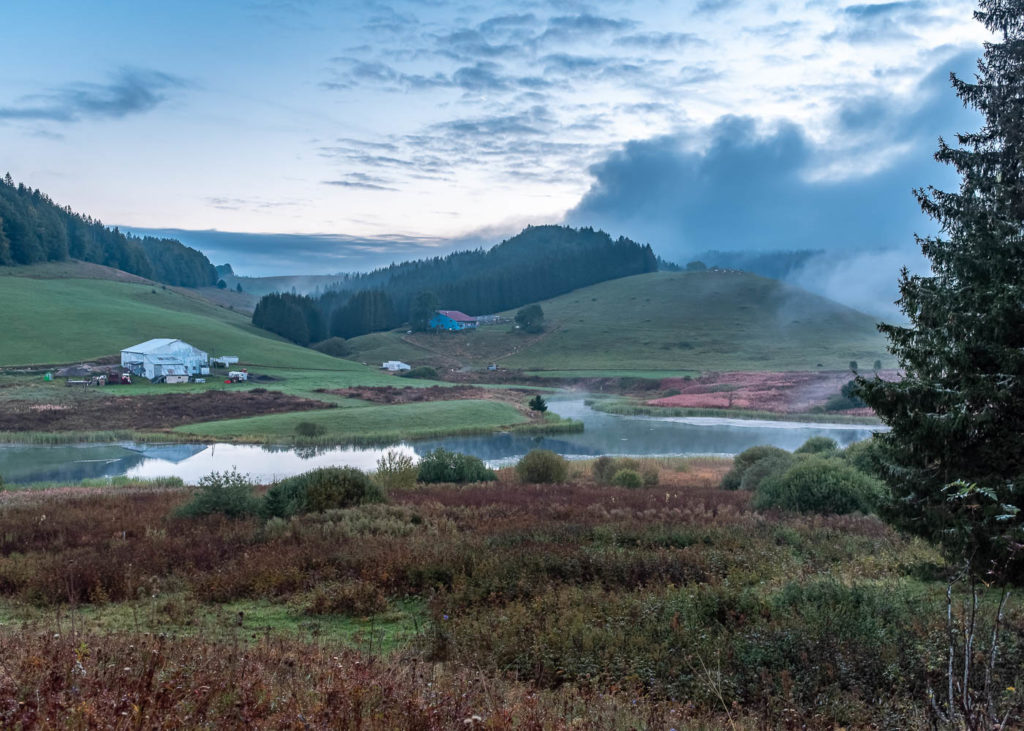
[0,0,992,299]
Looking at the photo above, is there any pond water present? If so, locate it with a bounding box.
[0,398,885,485]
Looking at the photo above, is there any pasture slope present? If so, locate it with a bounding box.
[346,270,894,375]
[0,262,357,371]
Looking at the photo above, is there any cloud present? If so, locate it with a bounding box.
[693,0,741,15]
[613,32,707,50]
[825,0,940,43]
[0,68,187,123]
[322,173,398,191]
[567,51,982,316]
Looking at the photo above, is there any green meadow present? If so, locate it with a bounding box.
[346,271,894,375]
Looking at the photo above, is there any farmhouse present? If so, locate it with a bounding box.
[381,360,411,372]
[429,310,478,331]
[121,339,209,382]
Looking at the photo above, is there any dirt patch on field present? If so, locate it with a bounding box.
[328,385,536,408]
[648,370,899,414]
[0,390,331,432]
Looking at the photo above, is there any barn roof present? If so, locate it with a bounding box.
[122,338,182,353]
[436,310,476,323]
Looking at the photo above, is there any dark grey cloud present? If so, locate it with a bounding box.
[0,68,187,123]
[567,51,982,315]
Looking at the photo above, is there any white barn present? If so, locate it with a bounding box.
[381,360,411,372]
[121,339,209,381]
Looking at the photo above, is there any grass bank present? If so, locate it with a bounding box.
[588,398,884,425]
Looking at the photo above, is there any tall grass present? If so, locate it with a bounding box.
[591,400,883,425]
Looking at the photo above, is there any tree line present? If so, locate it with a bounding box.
[0,174,217,287]
[252,225,659,345]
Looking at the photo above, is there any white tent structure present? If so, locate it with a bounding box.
[121,339,209,381]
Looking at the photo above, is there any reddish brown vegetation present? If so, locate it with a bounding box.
[0,390,330,431]
[650,370,899,413]
[328,384,533,407]
[0,631,680,729]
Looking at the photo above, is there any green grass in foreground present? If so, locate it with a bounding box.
[173,399,529,443]
[0,596,425,653]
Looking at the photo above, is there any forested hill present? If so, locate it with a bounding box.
[0,175,216,287]
[253,225,658,344]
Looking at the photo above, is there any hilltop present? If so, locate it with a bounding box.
[345,270,893,375]
[0,262,358,370]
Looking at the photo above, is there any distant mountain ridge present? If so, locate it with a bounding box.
[0,175,217,288]
[251,225,659,344]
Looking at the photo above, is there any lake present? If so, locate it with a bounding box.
[0,397,884,485]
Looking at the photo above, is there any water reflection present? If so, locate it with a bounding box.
[0,398,884,485]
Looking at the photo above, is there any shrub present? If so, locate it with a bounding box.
[295,421,326,438]
[794,436,839,455]
[753,456,887,515]
[592,456,617,482]
[262,467,384,518]
[375,449,418,490]
[417,448,496,484]
[312,337,350,357]
[175,470,260,519]
[528,394,548,412]
[305,579,388,616]
[516,450,569,484]
[739,453,793,492]
[611,469,643,489]
[641,464,659,487]
[841,438,887,479]
[721,445,790,490]
[400,366,438,380]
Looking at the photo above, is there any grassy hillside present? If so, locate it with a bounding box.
[0,264,360,371]
[346,271,894,374]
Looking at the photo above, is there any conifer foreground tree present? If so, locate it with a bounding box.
[860,0,1024,585]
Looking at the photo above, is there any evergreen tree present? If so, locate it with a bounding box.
[859,1,1024,583]
[410,290,439,331]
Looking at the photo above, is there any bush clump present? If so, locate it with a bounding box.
[294,421,326,438]
[721,445,790,490]
[841,438,887,479]
[305,579,388,616]
[592,456,617,482]
[516,449,569,484]
[176,470,260,519]
[375,449,418,490]
[753,456,887,515]
[611,469,643,489]
[417,448,496,484]
[794,436,839,455]
[640,464,659,487]
[311,337,350,358]
[399,366,438,380]
[739,452,794,492]
[263,467,384,519]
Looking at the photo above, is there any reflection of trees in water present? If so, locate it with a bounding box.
[4,453,148,485]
